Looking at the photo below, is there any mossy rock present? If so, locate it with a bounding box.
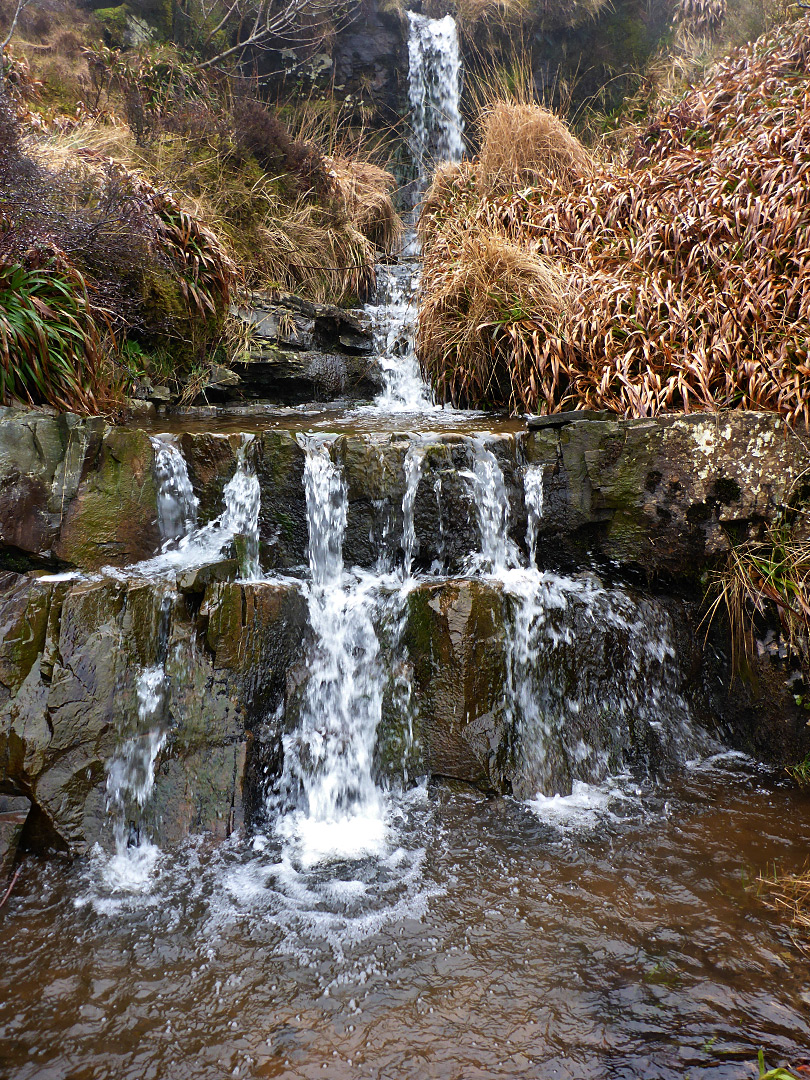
[54,428,161,570]
[93,4,130,45]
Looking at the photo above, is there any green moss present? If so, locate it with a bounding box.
[94,4,130,45]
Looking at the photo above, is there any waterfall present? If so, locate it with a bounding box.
[463,439,521,574]
[103,593,173,888]
[367,260,435,412]
[151,436,199,543]
[401,439,427,577]
[276,437,388,867]
[136,434,261,578]
[457,440,713,796]
[407,11,465,191]
[524,464,545,565]
[221,435,261,579]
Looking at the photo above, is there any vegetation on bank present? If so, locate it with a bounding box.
[417,14,810,421]
[0,0,401,413]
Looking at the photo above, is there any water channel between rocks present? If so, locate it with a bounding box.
[2,11,810,1080]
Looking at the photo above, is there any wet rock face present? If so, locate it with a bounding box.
[404,580,512,792]
[227,295,383,405]
[0,573,306,855]
[5,408,805,583]
[0,410,162,571]
[0,794,30,875]
[528,413,810,583]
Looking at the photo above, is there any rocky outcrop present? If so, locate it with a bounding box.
[0,410,162,571]
[7,407,804,582]
[527,412,810,585]
[252,0,410,135]
[0,572,307,854]
[179,413,810,584]
[2,408,809,857]
[226,294,382,405]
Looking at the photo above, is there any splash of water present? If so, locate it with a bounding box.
[103,658,169,891]
[130,434,261,579]
[458,440,712,796]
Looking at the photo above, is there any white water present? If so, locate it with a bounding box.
[407,12,465,190]
[463,438,522,574]
[367,255,436,412]
[524,463,545,564]
[456,438,713,796]
[276,437,389,868]
[151,436,199,543]
[124,434,261,580]
[401,437,427,577]
[103,663,168,891]
[358,12,466,411]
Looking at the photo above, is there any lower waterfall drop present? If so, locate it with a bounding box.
[459,438,715,800]
[102,593,173,890]
[276,436,389,868]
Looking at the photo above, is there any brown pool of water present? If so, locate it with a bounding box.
[130,402,527,438]
[1,761,809,1080]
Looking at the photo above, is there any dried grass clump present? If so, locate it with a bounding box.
[674,0,728,39]
[419,222,568,408]
[325,157,403,253]
[256,199,377,303]
[478,102,594,193]
[758,866,810,948]
[418,16,810,421]
[702,526,810,677]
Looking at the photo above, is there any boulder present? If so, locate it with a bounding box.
[228,294,382,404]
[0,572,307,855]
[0,795,30,876]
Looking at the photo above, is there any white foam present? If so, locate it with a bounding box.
[276,809,390,870]
[527,780,632,830]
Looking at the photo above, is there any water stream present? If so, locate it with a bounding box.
[275,437,389,868]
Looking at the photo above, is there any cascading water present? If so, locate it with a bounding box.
[463,439,522,574]
[358,12,466,411]
[151,435,199,543]
[220,435,261,578]
[524,463,545,565]
[401,438,427,577]
[276,437,389,867]
[103,592,173,889]
[458,438,715,799]
[366,259,435,412]
[131,433,261,579]
[407,12,465,190]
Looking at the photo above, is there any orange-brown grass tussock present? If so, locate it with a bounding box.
[477,102,594,194]
[417,16,810,421]
[325,157,403,253]
[419,222,568,408]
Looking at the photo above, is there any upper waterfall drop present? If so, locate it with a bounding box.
[407,11,465,190]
